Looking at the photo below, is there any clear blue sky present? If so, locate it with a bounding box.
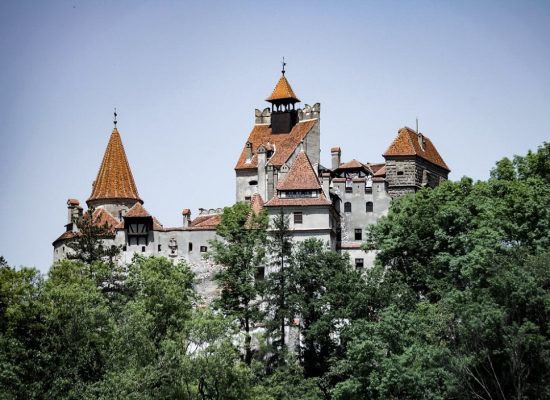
[1,0,549,272]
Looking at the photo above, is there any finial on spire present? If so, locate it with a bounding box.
[113,108,118,128]
[415,116,419,134]
[281,57,286,76]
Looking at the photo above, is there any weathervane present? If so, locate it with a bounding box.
[281,57,286,76]
[114,108,118,128]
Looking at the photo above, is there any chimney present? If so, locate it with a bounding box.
[66,199,81,225]
[257,145,267,200]
[321,172,331,198]
[331,147,341,171]
[245,142,253,163]
[182,209,191,228]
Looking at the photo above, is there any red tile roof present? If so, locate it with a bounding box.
[89,208,120,232]
[266,75,300,103]
[88,128,142,204]
[190,214,221,230]
[336,159,368,171]
[53,230,79,245]
[250,193,264,214]
[264,193,332,207]
[373,165,386,177]
[152,217,163,231]
[125,202,151,218]
[368,163,385,174]
[277,151,321,191]
[383,127,449,171]
[67,198,80,206]
[235,119,317,170]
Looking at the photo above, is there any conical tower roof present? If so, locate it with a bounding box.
[87,128,142,204]
[266,75,300,103]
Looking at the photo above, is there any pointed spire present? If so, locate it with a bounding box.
[266,61,300,103]
[87,127,142,205]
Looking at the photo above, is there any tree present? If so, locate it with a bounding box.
[287,239,365,379]
[66,207,121,265]
[264,208,293,366]
[208,202,268,365]
[0,262,44,399]
[490,141,550,183]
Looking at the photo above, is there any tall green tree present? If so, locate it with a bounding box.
[287,239,365,379]
[208,202,268,365]
[0,262,44,399]
[264,208,293,366]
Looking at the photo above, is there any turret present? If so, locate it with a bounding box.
[266,62,300,134]
[87,112,143,217]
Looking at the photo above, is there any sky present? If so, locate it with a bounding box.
[1,0,549,273]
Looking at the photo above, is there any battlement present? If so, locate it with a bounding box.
[254,103,321,125]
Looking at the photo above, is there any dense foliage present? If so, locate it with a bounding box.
[1,143,548,399]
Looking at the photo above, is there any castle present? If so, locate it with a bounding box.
[53,69,450,298]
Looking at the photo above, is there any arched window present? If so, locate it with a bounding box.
[366,201,373,213]
[344,202,352,213]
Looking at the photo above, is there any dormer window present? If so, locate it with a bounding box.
[128,223,148,235]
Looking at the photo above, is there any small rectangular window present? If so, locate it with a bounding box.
[294,212,303,224]
[188,242,193,252]
[200,246,207,252]
[158,244,162,252]
[122,245,127,251]
[355,229,362,241]
[141,246,146,252]
[255,266,265,281]
[355,258,364,268]
[244,196,251,202]
[345,186,353,193]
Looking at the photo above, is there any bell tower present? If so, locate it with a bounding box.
[266,60,300,134]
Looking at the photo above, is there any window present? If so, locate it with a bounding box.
[345,179,353,193]
[344,202,352,213]
[294,212,303,224]
[397,170,404,176]
[158,244,162,252]
[244,196,251,202]
[366,202,373,213]
[200,246,207,253]
[249,180,258,186]
[188,242,193,252]
[255,267,265,281]
[122,245,127,251]
[355,258,364,268]
[141,246,146,252]
[355,228,362,241]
